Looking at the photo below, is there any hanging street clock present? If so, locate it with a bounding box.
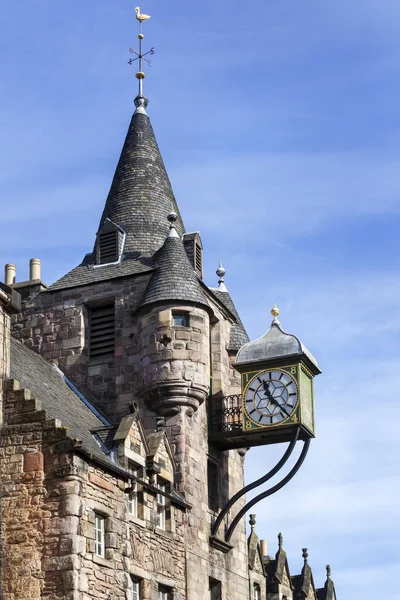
[234,304,321,445]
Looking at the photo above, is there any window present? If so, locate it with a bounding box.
[89,304,115,358]
[207,459,219,512]
[131,577,140,600]
[253,584,261,600]
[158,586,171,600]
[128,468,138,517]
[95,514,105,558]
[156,480,167,530]
[172,312,189,327]
[209,577,222,600]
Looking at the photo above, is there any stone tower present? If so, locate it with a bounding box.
[9,68,254,596]
[1,14,338,600]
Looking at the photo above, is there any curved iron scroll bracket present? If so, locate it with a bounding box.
[210,430,311,546]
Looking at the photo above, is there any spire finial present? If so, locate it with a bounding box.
[129,6,155,114]
[216,261,228,292]
[326,565,331,579]
[278,532,283,549]
[167,210,179,238]
[302,548,308,564]
[270,302,281,326]
[249,514,256,532]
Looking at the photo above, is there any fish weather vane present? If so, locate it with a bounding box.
[128,6,155,102]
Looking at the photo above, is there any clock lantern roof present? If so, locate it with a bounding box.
[235,305,320,374]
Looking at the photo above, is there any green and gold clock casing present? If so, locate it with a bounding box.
[241,362,315,440]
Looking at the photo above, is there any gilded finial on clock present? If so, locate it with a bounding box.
[271,302,280,325]
[271,303,280,318]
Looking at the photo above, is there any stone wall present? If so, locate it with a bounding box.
[9,278,254,599]
[0,377,188,600]
[0,298,11,411]
[11,275,150,422]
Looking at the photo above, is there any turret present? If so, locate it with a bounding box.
[135,212,211,415]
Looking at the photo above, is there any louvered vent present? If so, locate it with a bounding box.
[90,305,115,358]
[98,231,118,264]
[195,242,202,276]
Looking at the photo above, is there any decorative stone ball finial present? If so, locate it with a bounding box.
[216,260,226,280]
[302,548,308,564]
[167,211,179,238]
[326,565,331,579]
[278,532,283,549]
[249,514,256,531]
[216,261,228,291]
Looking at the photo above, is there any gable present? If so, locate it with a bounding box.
[113,413,148,467]
[154,435,174,482]
[253,544,264,575]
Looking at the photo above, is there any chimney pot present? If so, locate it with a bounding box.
[4,264,16,286]
[29,258,41,281]
[260,539,268,558]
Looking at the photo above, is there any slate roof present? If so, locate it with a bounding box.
[211,288,249,351]
[47,109,184,292]
[100,111,185,256]
[47,253,153,292]
[139,234,209,310]
[9,337,120,471]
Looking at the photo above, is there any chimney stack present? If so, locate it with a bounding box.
[4,264,16,286]
[260,539,268,558]
[29,258,41,281]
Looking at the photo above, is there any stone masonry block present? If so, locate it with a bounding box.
[24,451,44,472]
[81,520,95,540]
[105,532,119,548]
[62,337,82,350]
[62,494,82,517]
[105,517,121,534]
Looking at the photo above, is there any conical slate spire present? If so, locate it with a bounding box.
[139,224,209,309]
[99,111,185,258]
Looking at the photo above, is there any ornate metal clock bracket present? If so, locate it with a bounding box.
[209,429,311,552]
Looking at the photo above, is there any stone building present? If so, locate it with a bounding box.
[0,24,337,600]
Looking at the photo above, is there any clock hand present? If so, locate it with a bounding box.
[262,381,290,417]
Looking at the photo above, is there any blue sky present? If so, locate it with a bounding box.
[1,1,399,597]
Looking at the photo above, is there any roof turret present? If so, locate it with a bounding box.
[138,213,209,310]
[99,7,184,258]
[235,304,320,373]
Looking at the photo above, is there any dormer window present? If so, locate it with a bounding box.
[182,232,203,279]
[96,218,125,266]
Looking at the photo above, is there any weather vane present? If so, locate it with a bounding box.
[128,6,155,101]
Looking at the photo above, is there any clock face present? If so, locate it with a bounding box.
[244,369,298,426]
